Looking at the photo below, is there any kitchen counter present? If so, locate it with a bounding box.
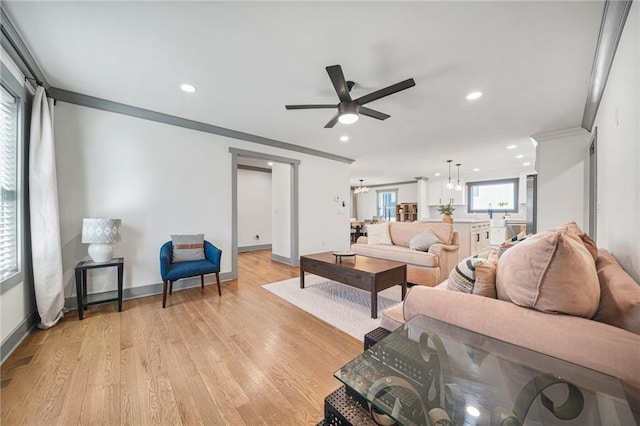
[421,218,490,223]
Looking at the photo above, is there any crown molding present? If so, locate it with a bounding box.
[530,127,589,143]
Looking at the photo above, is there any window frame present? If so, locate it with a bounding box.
[376,189,398,221]
[466,178,519,214]
[1,64,26,287]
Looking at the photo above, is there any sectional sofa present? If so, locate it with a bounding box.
[379,224,640,420]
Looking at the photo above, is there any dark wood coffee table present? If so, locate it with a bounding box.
[299,252,407,319]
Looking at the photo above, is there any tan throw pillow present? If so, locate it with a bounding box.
[171,234,205,263]
[366,222,392,245]
[496,229,600,318]
[447,252,498,298]
[557,221,598,261]
[593,249,640,334]
[409,230,440,251]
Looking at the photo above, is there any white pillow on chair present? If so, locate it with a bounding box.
[171,234,205,262]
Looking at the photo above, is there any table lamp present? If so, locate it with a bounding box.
[81,218,121,262]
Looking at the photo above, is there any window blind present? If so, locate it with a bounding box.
[0,84,19,280]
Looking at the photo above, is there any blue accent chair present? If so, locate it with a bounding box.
[159,240,222,308]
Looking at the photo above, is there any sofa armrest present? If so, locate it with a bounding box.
[428,243,459,279]
[355,236,368,244]
[159,242,173,280]
[204,241,222,270]
[402,286,640,414]
[428,243,458,253]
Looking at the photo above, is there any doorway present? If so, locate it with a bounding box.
[229,148,300,280]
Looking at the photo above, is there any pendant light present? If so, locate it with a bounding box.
[446,160,454,189]
[354,179,370,194]
[455,163,462,191]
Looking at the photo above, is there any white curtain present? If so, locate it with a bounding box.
[29,86,64,328]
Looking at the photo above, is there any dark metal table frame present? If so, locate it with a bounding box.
[74,257,124,320]
[300,252,407,319]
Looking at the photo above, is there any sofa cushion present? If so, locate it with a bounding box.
[171,234,205,263]
[448,252,498,298]
[593,249,640,334]
[367,222,392,245]
[496,229,600,318]
[389,222,454,247]
[353,244,439,267]
[409,230,440,251]
[557,221,598,261]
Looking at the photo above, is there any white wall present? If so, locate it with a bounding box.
[299,158,351,254]
[237,169,271,248]
[593,1,640,281]
[271,163,291,258]
[53,102,351,295]
[535,130,591,232]
[1,49,36,350]
[355,182,417,221]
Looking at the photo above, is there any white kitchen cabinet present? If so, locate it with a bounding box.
[428,179,466,205]
[470,222,490,255]
[449,180,466,205]
[452,221,490,259]
[427,180,444,205]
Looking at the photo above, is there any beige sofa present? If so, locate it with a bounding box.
[351,222,460,287]
[380,247,640,419]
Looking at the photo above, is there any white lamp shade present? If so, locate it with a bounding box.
[82,218,121,243]
[82,218,121,263]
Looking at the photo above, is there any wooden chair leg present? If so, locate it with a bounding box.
[162,280,168,308]
[216,272,221,296]
[201,275,204,290]
[169,280,173,295]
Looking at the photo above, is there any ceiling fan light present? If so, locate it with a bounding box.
[339,113,359,124]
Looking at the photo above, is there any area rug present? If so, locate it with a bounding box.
[262,274,403,340]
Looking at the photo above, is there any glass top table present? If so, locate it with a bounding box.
[334,315,635,426]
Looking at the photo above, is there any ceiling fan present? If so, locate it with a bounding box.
[285,65,416,128]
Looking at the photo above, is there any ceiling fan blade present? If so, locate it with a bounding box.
[285,104,337,110]
[359,107,390,121]
[355,78,416,106]
[326,65,352,103]
[324,113,340,128]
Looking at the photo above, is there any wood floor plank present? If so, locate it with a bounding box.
[1,250,363,425]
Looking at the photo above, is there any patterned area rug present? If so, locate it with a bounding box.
[262,274,403,341]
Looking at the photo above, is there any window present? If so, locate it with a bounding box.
[467,178,519,213]
[0,79,22,284]
[377,190,397,221]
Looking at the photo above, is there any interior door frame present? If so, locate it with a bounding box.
[588,128,598,240]
[229,148,300,280]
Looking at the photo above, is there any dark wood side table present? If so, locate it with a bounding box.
[74,257,124,320]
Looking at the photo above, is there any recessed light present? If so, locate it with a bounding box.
[507,145,517,150]
[267,162,274,166]
[523,162,531,166]
[434,172,441,177]
[180,83,196,93]
[340,135,349,142]
[515,154,524,159]
[466,91,483,100]
[473,168,480,172]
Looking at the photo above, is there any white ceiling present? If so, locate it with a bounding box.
[5,1,604,185]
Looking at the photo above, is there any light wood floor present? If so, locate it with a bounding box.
[1,250,362,425]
